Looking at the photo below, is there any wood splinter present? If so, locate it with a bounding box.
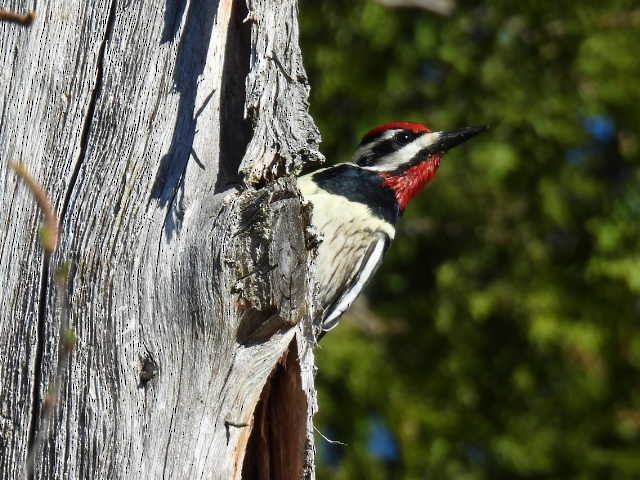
[0,9,36,26]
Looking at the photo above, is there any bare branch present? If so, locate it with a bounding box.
[0,8,35,26]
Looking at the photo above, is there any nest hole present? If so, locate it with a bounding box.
[241,340,307,480]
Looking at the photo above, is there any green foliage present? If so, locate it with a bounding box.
[301,1,640,478]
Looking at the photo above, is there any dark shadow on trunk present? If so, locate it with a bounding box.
[216,0,251,192]
[151,0,219,238]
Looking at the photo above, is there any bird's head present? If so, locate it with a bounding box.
[354,122,486,210]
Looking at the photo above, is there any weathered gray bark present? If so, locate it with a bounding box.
[0,0,322,478]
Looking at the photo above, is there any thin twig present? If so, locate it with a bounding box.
[11,163,76,477]
[314,425,347,446]
[9,162,58,253]
[26,273,75,477]
[0,9,36,26]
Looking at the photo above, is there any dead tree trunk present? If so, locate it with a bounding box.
[0,0,322,478]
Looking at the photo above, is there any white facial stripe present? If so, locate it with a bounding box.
[352,129,400,163]
[362,131,442,172]
[354,131,442,172]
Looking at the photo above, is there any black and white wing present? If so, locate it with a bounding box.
[319,233,389,331]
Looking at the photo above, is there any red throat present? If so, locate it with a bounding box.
[379,156,442,210]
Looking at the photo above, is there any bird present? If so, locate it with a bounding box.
[297,121,486,336]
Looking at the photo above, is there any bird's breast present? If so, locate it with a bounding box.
[298,171,396,308]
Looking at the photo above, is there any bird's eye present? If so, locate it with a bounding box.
[394,131,413,145]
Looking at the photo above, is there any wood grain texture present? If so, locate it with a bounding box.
[240,0,324,185]
[0,0,321,478]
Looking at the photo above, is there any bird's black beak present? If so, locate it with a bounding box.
[428,125,488,154]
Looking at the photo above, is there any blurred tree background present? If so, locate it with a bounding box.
[300,1,640,479]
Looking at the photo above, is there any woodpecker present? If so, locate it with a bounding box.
[298,121,486,335]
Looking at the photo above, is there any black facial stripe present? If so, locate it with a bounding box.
[357,126,487,173]
[371,138,400,157]
[356,139,396,167]
[356,131,421,167]
[392,131,417,145]
[410,146,434,165]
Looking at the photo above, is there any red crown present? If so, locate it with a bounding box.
[362,122,432,142]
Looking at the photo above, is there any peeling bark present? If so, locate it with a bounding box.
[0,0,321,478]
